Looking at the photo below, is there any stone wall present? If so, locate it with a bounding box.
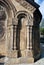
[0,0,42,64]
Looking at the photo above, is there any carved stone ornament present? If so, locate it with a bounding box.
[13,11,33,26]
[0,5,6,40]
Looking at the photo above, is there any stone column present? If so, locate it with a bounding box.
[10,25,17,50]
[27,26,29,49]
[27,25,32,50]
[13,25,17,50]
[29,26,32,50]
[10,25,13,50]
[6,25,18,58]
[26,25,33,57]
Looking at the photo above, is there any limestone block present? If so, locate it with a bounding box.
[7,50,18,58]
[5,58,20,65]
[26,58,34,63]
[21,50,33,57]
[21,50,26,57]
[5,57,34,65]
[20,57,34,64]
[26,50,33,57]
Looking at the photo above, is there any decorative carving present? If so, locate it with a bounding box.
[0,5,6,20]
[12,11,33,57]
[14,11,33,26]
[0,0,17,17]
[16,0,36,13]
[0,25,4,38]
[0,5,6,40]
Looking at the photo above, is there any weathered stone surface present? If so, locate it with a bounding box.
[0,0,42,64]
[16,0,36,13]
[20,50,33,57]
[4,57,34,65]
[7,50,18,58]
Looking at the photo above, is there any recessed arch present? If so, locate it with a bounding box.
[14,11,33,25]
[0,0,17,17]
[0,0,17,41]
[12,11,33,57]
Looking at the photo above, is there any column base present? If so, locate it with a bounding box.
[7,50,18,58]
[21,49,33,57]
[26,49,33,57]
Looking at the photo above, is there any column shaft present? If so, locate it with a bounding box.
[10,25,13,50]
[27,26,29,49]
[13,25,17,50]
[27,26,32,50]
[30,26,32,50]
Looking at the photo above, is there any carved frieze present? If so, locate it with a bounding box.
[16,0,36,13]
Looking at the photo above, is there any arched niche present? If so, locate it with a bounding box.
[0,0,17,42]
[0,5,7,41]
[0,0,17,26]
[13,11,33,57]
[16,11,28,50]
[14,11,33,25]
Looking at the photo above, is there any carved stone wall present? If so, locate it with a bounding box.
[0,5,7,55]
[0,0,16,56]
[0,0,42,64]
[16,0,36,13]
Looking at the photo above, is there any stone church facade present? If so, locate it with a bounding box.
[0,0,42,64]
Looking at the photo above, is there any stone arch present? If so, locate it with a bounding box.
[14,11,33,26]
[0,0,17,25]
[0,0,17,41]
[0,6,6,41]
[0,0,16,12]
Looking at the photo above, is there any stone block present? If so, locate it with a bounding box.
[26,50,33,57]
[21,50,26,57]
[26,58,34,63]
[7,50,18,58]
[20,57,34,63]
[5,57,34,65]
[5,58,20,65]
[21,50,33,57]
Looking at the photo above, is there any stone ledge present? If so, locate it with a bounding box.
[4,58,44,65]
[4,57,34,65]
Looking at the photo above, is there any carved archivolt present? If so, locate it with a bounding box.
[14,11,33,26]
[0,0,17,41]
[0,0,17,12]
[0,0,17,21]
[0,5,6,40]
